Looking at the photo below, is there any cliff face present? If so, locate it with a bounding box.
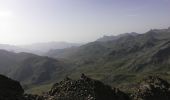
[132,76,170,100]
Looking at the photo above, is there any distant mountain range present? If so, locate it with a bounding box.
[0,44,29,53]
[20,42,81,55]
[46,32,139,59]
[0,42,81,55]
[0,50,68,86]
[46,27,170,85]
[1,27,170,94]
[96,32,138,42]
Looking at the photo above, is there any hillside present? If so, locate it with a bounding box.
[46,28,170,86]
[0,50,68,86]
[1,28,170,94]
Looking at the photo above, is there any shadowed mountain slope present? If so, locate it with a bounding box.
[0,50,67,86]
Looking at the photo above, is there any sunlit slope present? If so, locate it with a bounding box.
[47,28,170,84]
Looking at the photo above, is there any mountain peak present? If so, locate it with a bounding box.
[96,32,138,42]
[47,74,129,100]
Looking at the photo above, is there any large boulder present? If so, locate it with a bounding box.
[46,74,130,100]
[132,76,170,100]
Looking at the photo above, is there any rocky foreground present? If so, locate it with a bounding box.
[0,74,170,100]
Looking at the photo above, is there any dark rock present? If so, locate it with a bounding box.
[47,74,130,100]
[22,94,44,100]
[0,74,24,100]
[3,73,170,100]
[132,75,170,100]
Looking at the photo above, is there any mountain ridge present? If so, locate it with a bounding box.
[1,27,170,95]
[0,41,82,55]
[96,32,138,42]
[45,27,170,86]
[0,49,68,86]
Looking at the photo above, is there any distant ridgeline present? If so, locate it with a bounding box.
[46,27,170,85]
[0,27,170,95]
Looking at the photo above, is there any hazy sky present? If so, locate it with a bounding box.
[0,0,170,45]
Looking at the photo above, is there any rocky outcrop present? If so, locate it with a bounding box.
[132,76,170,100]
[0,74,24,100]
[45,74,130,100]
[1,73,170,100]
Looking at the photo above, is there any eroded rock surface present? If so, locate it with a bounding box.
[1,74,170,100]
[45,74,130,100]
[132,76,170,100]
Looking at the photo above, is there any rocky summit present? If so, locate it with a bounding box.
[46,74,130,100]
[1,73,170,100]
[132,75,170,100]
